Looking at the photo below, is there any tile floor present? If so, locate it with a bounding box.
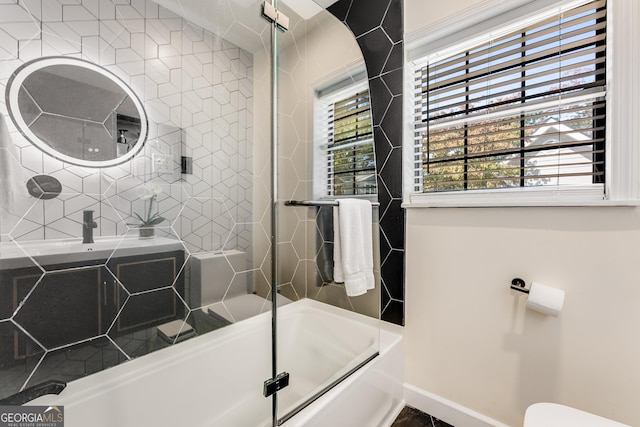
[391,406,455,427]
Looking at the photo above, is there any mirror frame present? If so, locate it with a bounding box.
[5,56,149,168]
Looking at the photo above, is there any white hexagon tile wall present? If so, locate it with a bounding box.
[0,0,259,400]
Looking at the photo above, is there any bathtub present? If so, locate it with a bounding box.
[30,299,404,427]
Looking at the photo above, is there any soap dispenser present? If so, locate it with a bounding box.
[117,129,129,156]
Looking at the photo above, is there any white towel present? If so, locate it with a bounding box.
[333,199,375,297]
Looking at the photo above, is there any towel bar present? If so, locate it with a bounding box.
[285,200,380,207]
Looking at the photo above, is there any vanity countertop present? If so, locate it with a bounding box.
[0,236,185,270]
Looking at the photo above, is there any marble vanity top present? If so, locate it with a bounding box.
[0,236,185,269]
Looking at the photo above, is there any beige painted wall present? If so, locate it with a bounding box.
[403,0,640,426]
[405,207,640,426]
[404,0,481,34]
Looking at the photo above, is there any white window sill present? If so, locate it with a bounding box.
[402,186,640,208]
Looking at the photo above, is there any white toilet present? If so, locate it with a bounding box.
[524,403,630,427]
[191,250,291,323]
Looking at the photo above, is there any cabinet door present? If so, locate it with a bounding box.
[111,252,184,333]
[0,269,41,362]
[12,266,104,350]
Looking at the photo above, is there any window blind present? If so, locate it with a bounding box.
[320,86,375,196]
[413,0,606,193]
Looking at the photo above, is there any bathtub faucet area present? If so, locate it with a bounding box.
[82,210,97,244]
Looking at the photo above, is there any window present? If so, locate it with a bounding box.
[411,0,607,201]
[315,79,376,197]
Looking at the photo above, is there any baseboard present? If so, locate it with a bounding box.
[379,399,406,427]
[404,383,512,427]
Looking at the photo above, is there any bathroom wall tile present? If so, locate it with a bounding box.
[158,32,180,58]
[356,27,392,77]
[381,249,403,300]
[18,0,40,21]
[178,197,212,245]
[381,297,403,324]
[299,257,319,293]
[98,0,115,19]
[18,145,45,174]
[42,23,83,53]
[382,41,403,74]
[345,0,389,37]
[380,200,404,247]
[63,5,96,21]
[81,0,100,18]
[9,216,43,240]
[97,38,115,64]
[99,20,129,49]
[158,52,182,73]
[45,216,82,240]
[379,147,403,197]
[145,18,172,46]
[179,30,196,56]
[277,242,298,286]
[80,34,100,61]
[97,202,123,236]
[0,34,18,60]
[157,81,180,103]
[41,2,62,22]
[380,100,403,148]
[312,282,354,311]
[369,75,393,126]
[0,21,40,45]
[381,68,403,104]
[130,0,147,17]
[56,194,102,227]
[143,33,159,59]
[114,3,144,20]
[225,270,252,299]
[290,219,308,261]
[116,40,142,62]
[382,1,402,43]
[278,280,300,302]
[143,0,158,19]
[330,0,404,326]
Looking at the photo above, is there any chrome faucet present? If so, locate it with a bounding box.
[82,210,98,244]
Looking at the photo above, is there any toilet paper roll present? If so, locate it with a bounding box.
[526,282,565,317]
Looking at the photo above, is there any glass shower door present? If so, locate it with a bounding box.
[268,1,381,424]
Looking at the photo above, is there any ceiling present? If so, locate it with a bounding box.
[152,0,339,54]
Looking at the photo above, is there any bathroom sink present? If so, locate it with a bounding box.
[18,236,126,256]
[0,236,185,269]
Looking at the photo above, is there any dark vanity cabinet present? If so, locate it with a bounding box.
[1,264,106,362]
[0,249,184,362]
[106,250,185,333]
[11,266,105,349]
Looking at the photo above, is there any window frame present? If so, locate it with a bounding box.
[402,0,640,207]
[313,76,376,199]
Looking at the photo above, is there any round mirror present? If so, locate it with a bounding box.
[5,56,148,168]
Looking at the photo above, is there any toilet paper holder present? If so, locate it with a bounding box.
[509,277,565,317]
[510,277,530,294]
